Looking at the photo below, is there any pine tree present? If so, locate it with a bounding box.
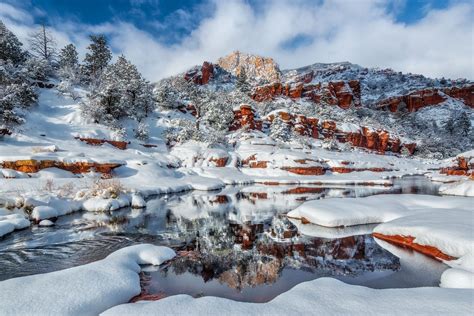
[456,112,471,137]
[1,23,37,130]
[84,55,153,124]
[269,115,291,142]
[82,35,112,84]
[58,44,79,70]
[0,20,26,64]
[236,68,251,94]
[28,23,57,64]
[202,92,233,132]
[444,117,455,135]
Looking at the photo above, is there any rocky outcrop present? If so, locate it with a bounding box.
[75,137,128,150]
[265,111,319,138]
[252,80,361,109]
[230,105,415,154]
[373,232,455,261]
[217,51,281,83]
[281,166,325,175]
[441,155,473,176]
[377,84,474,112]
[320,120,416,155]
[184,61,214,85]
[208,157,229,167]
[1,159,123,175]
[229,104,263,131]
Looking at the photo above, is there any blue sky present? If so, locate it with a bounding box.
[1,0,472,80]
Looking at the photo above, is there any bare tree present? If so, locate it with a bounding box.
[29,23,57,63]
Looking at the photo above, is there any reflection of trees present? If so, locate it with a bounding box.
[161,214,400,290]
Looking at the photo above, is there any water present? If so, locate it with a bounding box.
[0,176,447,302]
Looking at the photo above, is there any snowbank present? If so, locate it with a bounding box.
[102,277,473,315]
[439,180,474,197]
[0,244,176,315]
[287,194,472,227]
[0,209,30,237]
[374,210,474,288]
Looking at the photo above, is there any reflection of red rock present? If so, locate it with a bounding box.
[75,137,128,150]
[282,187,324,194]
[1,159,123,175]
[373,232,455,261]
[252,80,361,109]
[184,61,214,85]
[377,85,474,112]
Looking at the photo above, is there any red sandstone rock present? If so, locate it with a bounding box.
[208,157,228,167]
[75,137,128,150]
[372,232,455,261]
[252,80,361,109]
[281,166,326,175]
[184,61,214,85]
[377,84,474,112]
[1,159,123,175]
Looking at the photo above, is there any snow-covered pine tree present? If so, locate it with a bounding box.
[1,23,37,131]
[0,21,27,64]
[57,43,81,98]
[82,35,111,85]
[84,55,153,124]
[236,68,251,94]
[456,112,471,137]
[269,115,291,142]
[58,44,79,71]
[444,117,455,135]
[202,92,234,132]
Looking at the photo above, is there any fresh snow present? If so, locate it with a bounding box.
[0,244,176,315]
[287,194,472,227]
[102,277,473,315]
[439,180,474,197]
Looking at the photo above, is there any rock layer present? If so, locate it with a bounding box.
[1,159,123,174]
[377,85,474,112]
[252,80,361,109]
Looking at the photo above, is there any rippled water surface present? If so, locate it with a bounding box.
[0,176,447,302]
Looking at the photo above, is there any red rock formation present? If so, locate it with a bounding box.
[1,159,123,175]
[373,232,455,261]
[229,104,263,131]
[252,80,361,109]
[281,166,326,175]
[440,155,473,176]
[184,61,214,85]
[75,137,128,150]
[208,157,228,167]
[377,84,474,112]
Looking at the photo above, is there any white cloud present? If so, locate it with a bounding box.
[1,0,472,81]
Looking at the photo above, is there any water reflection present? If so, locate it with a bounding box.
[0,177,447,302]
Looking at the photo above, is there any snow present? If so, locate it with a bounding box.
[0,210,30,237]
[441,268,474,289]
[0,244,176,315]
[102,277,473,315]
[439,180,474,197]
[38,219,54,226]
[287,194,472,227]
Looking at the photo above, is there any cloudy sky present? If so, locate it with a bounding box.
[1,0,472,81]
